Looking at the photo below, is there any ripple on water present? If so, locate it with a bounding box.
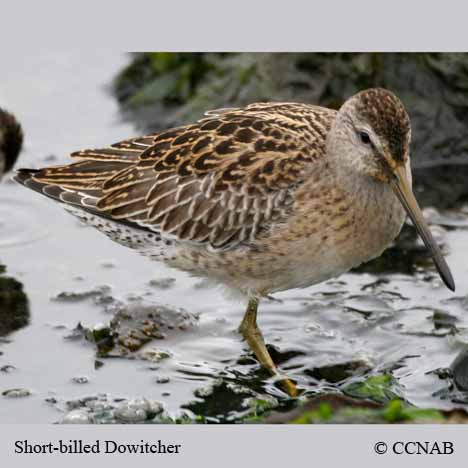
[0,189,50,248]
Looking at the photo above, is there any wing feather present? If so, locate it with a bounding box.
[15,103,336,249]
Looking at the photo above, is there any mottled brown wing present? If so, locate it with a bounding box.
[14,134,158,212]
[20,103,336,249]
[24,135,156,190]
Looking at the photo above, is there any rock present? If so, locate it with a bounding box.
[305,360,372,384]
[343,374,402,403]
[50,393,165,424]
[2,388,31,398]
[432,311,459,332]
[0,272,29,337]
[53,285,112,303]
[62,409,95,424]
[185,381,257,422]
[114,405,147,423]
[147,400,164,415]
[114,398,163,422]
[148,277,176,290]
[139,348,172,363]
[81,301,198,359]
[71,376,90,384]
[450,346,468,390]
[155,376,170,384]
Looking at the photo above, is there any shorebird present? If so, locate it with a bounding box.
[0,108,23,179]
[15,88,455,394]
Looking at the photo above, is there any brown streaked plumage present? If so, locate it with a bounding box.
[0,108,23,178]
[14,88,455,395]
[18,102,334,251]
[355,88,410,163]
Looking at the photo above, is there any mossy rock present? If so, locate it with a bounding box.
[342,374,403,404]
[113,53,468,169]
[265,394,464,424]
[0,269,29,336]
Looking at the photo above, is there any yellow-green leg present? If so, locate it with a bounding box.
[239,298,298,397]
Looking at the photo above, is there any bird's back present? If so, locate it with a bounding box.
[15,102,337,253]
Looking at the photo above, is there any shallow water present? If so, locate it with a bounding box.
[1,52,468,423]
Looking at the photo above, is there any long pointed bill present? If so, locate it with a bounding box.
[391,165,455,292]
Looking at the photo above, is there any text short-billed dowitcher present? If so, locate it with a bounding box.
[15,88,455,394]
[0,108,23,179]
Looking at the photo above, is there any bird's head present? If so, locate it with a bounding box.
[330,88,455,292]
[0,108,23,179]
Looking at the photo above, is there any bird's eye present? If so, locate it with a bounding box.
[359,131,371,144]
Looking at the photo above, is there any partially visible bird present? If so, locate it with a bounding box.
[0,108,23,179]
[14,88,455,395]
